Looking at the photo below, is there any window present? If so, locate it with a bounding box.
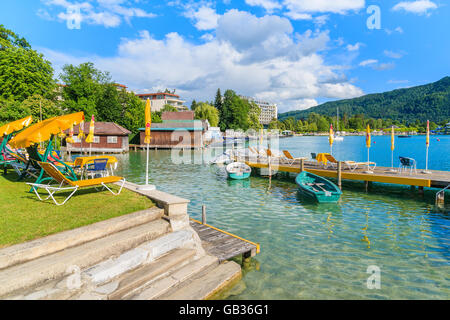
[93,136,100,143]
[107,136,118,144]
[72,136,80,143]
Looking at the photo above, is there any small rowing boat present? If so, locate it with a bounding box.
[226,162,251,180]
[295,171,342,203]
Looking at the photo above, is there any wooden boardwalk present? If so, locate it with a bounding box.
[238,157,450,190]
[190,219,259,263]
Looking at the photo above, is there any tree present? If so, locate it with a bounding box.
[161,104,178,112]
[220,90,250,131]
[96,84,122,123]
[214,88,223,115]
[20,94,62,122]
[0,24,31,50]
[191,99,198,111]
[248,102,262,130]
[0,46,55,102]
[59,62,110,115]
[194,103,219,127]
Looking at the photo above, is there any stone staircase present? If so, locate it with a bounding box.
[0,187,242,300]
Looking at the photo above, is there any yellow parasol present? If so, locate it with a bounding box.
[10,112,84,149]
[85,115,95,144]
[0,116,33,137]
[423,120,431,173]
[144,99,152,144]
[66,124,75,144]
[329,123,334,152]
[78,116,85,140]
[390,126,395,151]
[365,124,371,148]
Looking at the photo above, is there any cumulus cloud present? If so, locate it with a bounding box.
[359,59,378,66]
[283,98,318,111]
[347,42,363,51]
[39,0,156,27]
[284,0,365,19]
[392,0,437,15]
[42,10,363,112]
[183,5,219,30]
[245,0,282,12]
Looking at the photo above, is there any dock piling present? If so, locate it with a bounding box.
[300,159,304,172]
[337,161,342,190]
[202,205,207,225]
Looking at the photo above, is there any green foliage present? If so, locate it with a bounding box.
[194,103,219,127]
[214,88,222,114]
[219,90,252,131]
[191,99,198,111]
[279,76,450,124]
[20,94,62,122]
[0,24,31,50]
[160,104,178,113]
[248,102,262,130]
[0,47,55,102]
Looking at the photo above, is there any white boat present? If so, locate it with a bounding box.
[226,162,251,180]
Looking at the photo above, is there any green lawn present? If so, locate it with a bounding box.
[0,172,154,248]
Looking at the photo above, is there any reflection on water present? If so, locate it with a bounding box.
[115,136,450,299]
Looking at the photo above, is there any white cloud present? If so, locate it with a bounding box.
[42,9,363,113]
[385,26,404,34]
[245,0,282,12]
[359,59,378,66]
[39,0,156,28]
[184,6,219,30]
[284,0,365,19]
[283,98,318,111]
[384,50,405,59]
[392,0,437,15]
[347,42,363,51]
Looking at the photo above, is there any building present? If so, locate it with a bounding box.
[66,122,131,154]
[136,92,188,112]
[139,111,208,148]
[239,95,277,125]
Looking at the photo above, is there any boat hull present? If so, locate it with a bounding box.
[227,172,251,180]
[226,162,252,180]
[295,171,342,203]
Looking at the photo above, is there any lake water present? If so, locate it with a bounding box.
[115,135,450,299]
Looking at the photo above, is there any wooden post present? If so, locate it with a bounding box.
[300,158,304,172]
[418,186,424,196]
[242,251,251,268]
[337,161,342,190]
[202,205,206,225]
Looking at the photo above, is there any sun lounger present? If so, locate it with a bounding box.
[282,150,307,166]
[324,154,376,171]
[27,162,126,206]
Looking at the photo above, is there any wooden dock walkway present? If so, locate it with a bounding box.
[237,157,450,189]
[190,219,260,263]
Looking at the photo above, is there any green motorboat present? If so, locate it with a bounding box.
[295,171,342,203]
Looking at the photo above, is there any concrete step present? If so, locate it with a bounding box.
[131,254,219,300]
[0,207,164,270]
[108,249,197,300]
[0,218,170,298]
[157,261,242,300]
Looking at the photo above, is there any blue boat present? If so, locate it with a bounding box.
[295,171,342,203]
[226,162,251,180]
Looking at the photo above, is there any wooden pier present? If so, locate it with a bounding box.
[190,218,260,263]
[236,156,450,203]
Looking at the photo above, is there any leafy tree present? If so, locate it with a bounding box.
[161,104,178,112]
[248,102,262,130]
[214,88,223,115]
[20,94,62,122]
[0,24,31,50]
[59,62,110,115]
[220,90,250,131]
[194,103,219,127]
[0,47,55,102]
[191,99,198,111]
[96,84,122,123]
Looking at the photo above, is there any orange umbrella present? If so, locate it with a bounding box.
[0,116,33,137]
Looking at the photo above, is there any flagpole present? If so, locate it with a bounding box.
[145,142,149,185]
[422,120,431,174]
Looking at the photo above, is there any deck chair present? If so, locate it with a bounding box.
[324,154,376,171]
[27,162,126,206]
[282,150,307,166]
[399,156,417,174]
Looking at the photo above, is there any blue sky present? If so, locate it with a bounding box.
[1,0,449,112]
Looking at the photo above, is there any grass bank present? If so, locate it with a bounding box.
[0,172,154,248]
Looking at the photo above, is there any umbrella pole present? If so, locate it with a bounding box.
[422,146,430,174]
[89,143,92,156]
[145,143,149,185]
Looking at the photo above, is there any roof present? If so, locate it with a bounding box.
[136,92,180,98]
[67,122,131,135]
[161,111,194,121]
[139,120,206,132]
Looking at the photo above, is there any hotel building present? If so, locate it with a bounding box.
[136,92,188,112]
[239,95,278,125]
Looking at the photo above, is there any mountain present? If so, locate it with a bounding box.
[278,76,450,123]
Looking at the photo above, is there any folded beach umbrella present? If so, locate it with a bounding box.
[0,115,33,137]
[10,112,84,149]
[85,115,95,144]
[329,123,334,154]
[144,98,152,144]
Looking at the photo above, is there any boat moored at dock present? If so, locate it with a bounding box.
[295,171,342,203]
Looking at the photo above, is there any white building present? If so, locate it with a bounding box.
[136,92,188,111]
[239,95,277,125]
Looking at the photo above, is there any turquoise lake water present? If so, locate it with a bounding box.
[115,135,450,299]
